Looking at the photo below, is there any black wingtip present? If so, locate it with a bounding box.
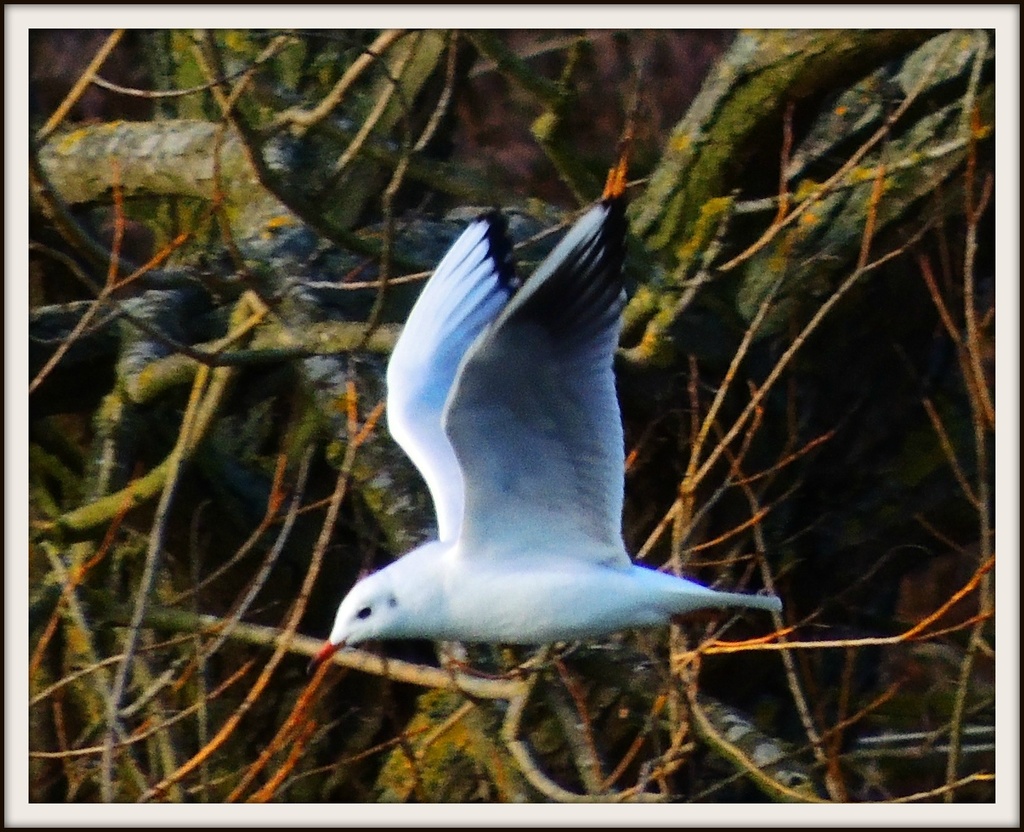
[501,195,627,344]
[477,210,518,292]
[598,194,628,250]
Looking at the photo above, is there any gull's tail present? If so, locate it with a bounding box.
[638,566,783,617]
[661,576,783,617]
[696,589,783,615]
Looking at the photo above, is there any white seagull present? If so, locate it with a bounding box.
[313,186,781,668]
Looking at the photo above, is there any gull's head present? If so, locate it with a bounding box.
[310,571,401,671]
[308,542,447,674]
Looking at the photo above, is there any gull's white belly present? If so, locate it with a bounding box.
[440,559,671,643]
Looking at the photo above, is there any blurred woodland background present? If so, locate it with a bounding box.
[27,29,996,804]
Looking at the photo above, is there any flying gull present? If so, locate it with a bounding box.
[312,180,781,668]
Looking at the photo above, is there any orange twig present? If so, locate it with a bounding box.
[227,659,334,802]
[248,718,319,803]
[703,555,994,655]
[899,556,993,641]
[685,504,773,554]
[856,160,885,271]
[107,159,124,287]
[265,452,289,521]
[773,101,796,225]
[601,693,667,792]
[731,430,835,487]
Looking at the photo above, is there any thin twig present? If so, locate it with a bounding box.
[273,30,410,133]
[600,693,667,792]
[328,33,418,181]
[101,360,213,801]
[37,30,125,142]
[683,272,785,490]
[729,453,833,791]
[228,657,333,802]
[30,660,254,760]
[921,397,980,506]
[892,772,994,803]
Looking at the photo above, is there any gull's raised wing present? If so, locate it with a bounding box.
[386,214,516,542]
[443,198,629,565]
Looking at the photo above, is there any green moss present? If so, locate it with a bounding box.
[674,195,734,271]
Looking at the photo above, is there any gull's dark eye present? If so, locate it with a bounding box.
[356,606,372,620]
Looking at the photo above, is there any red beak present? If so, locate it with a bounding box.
[307,640,343,676]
